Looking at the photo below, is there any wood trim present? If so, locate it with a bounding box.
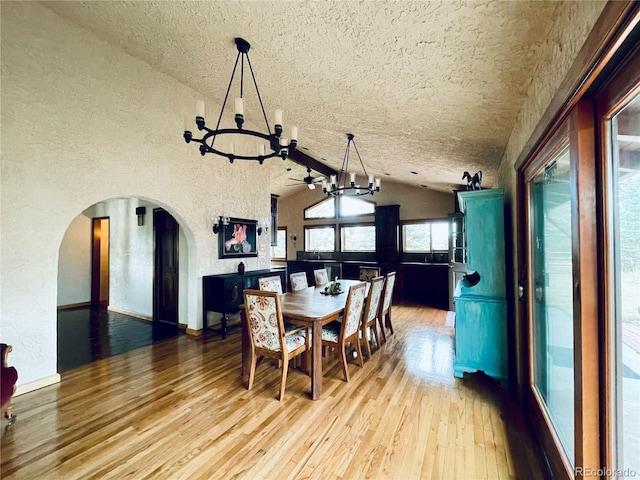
[569,100,599,473]
[185,327,202,337]
[57,302,91,311]
[523,116,574,480]
[514,1,639,171]
[106,305,152,321]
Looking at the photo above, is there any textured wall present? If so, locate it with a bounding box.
[0,3,273,386]
[57,213,92,306]
[279,181,454,260]
[495,1,606,388]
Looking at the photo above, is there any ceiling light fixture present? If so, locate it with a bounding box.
[322,134,380,197]
[183,38,298,164]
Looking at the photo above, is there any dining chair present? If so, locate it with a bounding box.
[243,289,311,401]
[313,268,329,285]
[289,272,309,292]
[358,266,380,282]
[360,275,385,359]
[379,271,397,340]
[258,275,283,294]
[321,282,367,382]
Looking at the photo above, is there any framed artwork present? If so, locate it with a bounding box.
[218,218,258,259]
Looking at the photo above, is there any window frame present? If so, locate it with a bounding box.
[400,218,449,254]
[303,197,336,220]
[304,224,337,252]
[270,226,287,261]
[339,222,376,252]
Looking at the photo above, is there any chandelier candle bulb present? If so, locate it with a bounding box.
[184,115,191,133]
[259,144,265,156]
[375,178,381,189]
[274,109,283,126]
[349,172,356,184]
[291,126,298,142]
[368,175,374,186]
[330,175,337,187]
[234,98,244,115]
[196,100,205,119]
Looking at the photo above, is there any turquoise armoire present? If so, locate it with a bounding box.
[453,189,508,386]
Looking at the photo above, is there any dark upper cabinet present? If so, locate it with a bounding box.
[270,194,278,246]
[375,205,400,262]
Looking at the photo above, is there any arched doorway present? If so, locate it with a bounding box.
[57,197,184,372]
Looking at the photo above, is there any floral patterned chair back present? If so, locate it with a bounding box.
[313,268,329,285]
[342,282,368,338]
[289,272,309,292]
[360,275,385,358]
[382,271,396,311]
[359,266,380,282]
[379,271,397,338]
[244,290,283,352]
[258,275,283,295]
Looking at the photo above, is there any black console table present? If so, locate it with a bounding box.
[202,268,286,338]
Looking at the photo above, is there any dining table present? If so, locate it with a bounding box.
[241,279,366,400]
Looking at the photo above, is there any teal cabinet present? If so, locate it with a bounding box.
[453,189,508,386]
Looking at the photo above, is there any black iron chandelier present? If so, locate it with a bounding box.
[322,134,380,197]
[183,38,297,164]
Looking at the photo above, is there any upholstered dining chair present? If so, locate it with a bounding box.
[258,275,283,294]
[321,282,367,382]
[1,343,18,425]
[379,271,397,340]
[313,268,329,286]
[360,275,385,359]
[358,266,380,282]
[243,289,310,401]
[289,272,309,292]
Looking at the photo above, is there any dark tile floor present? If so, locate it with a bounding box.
[57,307,180,373]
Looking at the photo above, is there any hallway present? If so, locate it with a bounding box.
[57,307,179,373]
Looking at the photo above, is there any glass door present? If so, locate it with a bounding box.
[603,86,640,475]
[528,138,575,467]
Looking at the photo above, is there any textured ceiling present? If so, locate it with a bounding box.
[42,0,564,197]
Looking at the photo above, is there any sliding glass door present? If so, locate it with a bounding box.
[599,62,640,474]
[529,141,575,466]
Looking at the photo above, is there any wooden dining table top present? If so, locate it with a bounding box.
[279,279,366,324]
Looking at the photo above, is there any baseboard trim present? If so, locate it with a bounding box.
[15,374,61,396]
[57,302,91,311]
[186,328,202,337]
[106,306,152,321]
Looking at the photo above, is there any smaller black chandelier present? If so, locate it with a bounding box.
[322,134,380,197]
[183,37,297,164]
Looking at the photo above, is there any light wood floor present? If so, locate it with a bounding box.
[1,301,547,479]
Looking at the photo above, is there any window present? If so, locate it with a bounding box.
[339,196,375,216]
[270,227,287,260]
[304,197,335,219]
[402,220,449,253]
[305,226,335,251]
[340,224,375,252]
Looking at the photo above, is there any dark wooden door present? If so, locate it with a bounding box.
[153,209,179,339]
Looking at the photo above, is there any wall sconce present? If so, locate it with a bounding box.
[257,217,270,236]
[135,206,146,226]
[290,234,297,242]
[212,215,230,234]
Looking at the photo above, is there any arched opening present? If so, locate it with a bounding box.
[56,196,191,372]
